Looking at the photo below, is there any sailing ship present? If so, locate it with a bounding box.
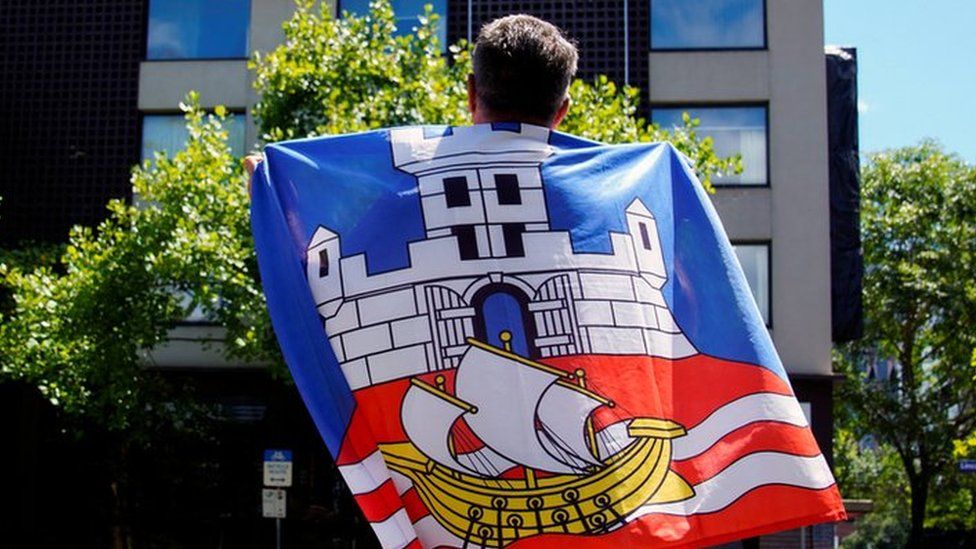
[379,334,694,547]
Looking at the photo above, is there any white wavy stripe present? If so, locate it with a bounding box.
[413,515,474,549]
[672,393,809,461]
[629,452,835,519]
[389,470,413,496]
[370,509,418,549]
[339,450,391,495]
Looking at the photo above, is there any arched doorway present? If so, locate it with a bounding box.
[472,284,538,358]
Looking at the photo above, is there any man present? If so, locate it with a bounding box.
[245,14,577,182]
[249,12,845,548]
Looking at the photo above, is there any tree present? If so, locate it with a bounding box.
[0,0,740,545]
[833,427,910,548]
[836,141,976,546]
[251,0,740,190]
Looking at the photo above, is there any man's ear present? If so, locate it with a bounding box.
[550,96,571,129]
[467,74,478,120]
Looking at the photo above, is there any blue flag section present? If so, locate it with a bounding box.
[251,123,845,548]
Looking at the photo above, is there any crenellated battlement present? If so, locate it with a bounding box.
[391,124,554,175]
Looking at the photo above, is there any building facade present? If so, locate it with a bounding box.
[1,1,847,547]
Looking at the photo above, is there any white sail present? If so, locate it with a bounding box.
[455,344,582,474]
[401,381,516,477]
[537,383,605,468]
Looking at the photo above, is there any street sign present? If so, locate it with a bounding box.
[263,449,293,487]
[959,459,976,473]
[262,488,287,518]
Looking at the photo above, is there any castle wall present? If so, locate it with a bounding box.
[322,262,695,390]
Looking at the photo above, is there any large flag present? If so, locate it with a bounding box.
[251,123,846,548]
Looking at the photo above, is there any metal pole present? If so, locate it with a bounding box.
[623,0,630,86]
[276,517,282,549]
[467,0,473,43]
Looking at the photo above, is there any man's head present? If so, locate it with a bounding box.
[469,15,578,128]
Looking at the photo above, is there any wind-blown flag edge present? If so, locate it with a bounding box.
[250,124,846,549]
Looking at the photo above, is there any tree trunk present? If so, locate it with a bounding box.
[110,442,133,549]
[908,474,929,548]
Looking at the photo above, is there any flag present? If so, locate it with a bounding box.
[250,123,846,548]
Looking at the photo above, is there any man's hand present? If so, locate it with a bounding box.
[244,154,262,197]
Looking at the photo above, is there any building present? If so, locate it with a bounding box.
[0,1,856,547]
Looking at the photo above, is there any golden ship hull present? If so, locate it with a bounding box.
[379,418,694,547]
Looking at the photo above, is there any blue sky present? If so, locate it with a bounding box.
[824,0,976,161]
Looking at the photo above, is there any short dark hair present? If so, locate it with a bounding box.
[472,15,578,123]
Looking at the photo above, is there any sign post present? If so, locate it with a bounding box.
[263,449,293,549]
[959,459,976,473]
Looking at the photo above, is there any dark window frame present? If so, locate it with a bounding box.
[451,225,480,260]
[145,0,253,61]
[494,173,522,205]
[337,0,448,51]
[638,222,653,251]
[318,248,330,278]
[731,239,772,328]
[140,109,248,161]
[649,101,771,189]
[502,223,526,257]
[649,0,768,52]
[443,176,472,208]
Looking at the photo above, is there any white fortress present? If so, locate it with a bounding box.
[305,124,696,390]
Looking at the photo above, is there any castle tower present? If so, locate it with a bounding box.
[391,125,554,260]
[306,226,342,317]
[625,198,668,289]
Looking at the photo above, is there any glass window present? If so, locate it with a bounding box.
[733,244,770,325]
[341,0,447,47]
[141,114,246,161]
[651,0,765,50]
[147,0,251,60]
[652,106,767,185]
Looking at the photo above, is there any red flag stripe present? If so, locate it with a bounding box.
[354,479,405,523]
[509,484,845,549]
[401,487,432,523]
[671,422,823,486]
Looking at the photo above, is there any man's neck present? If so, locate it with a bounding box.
[474,112,554,129]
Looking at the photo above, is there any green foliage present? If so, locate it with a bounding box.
[1,0,742,441]
[834,427,910,548]
[252,0,470,138]
[251,0,740,191]
[0,95,272,440]
[837,141,976,543]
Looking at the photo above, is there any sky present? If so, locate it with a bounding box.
[823,0,976,161]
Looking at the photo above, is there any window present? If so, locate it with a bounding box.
[319,249,330,278]
[733,243,770,325]
[443,176,471,208]
[651,0,765,50]
[147,0,251,60]
[502,223,526,257]
[340,0,447,47]
[141,114,246,161]
[652,106,767,185]
[495,174,522,205]
[451,225,479,260]
[638,223,653,251]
